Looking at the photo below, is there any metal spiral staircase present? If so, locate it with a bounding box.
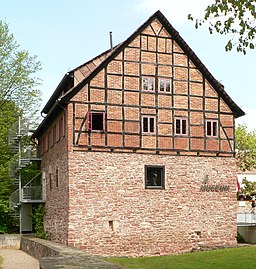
[8,118,45,233]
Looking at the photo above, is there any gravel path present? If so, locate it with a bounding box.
[0,249,39,269]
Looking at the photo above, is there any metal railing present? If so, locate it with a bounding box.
[21,186,45,202]
[237,213,256,225]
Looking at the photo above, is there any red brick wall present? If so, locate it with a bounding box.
[71,19,235,155]
[66,151,237,256]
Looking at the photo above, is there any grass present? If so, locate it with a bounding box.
[106,246,256,269]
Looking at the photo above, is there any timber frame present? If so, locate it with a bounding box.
[33,10,244,158]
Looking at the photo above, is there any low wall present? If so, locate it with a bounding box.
[0,234,20,249]
[21,236,122,269]
[238,226,256,244]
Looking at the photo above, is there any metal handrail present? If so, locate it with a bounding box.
[237,212,256,224]
[21,186,45,202]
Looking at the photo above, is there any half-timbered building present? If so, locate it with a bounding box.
[33,11,244,256]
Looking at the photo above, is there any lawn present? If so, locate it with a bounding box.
[106,246,256,269]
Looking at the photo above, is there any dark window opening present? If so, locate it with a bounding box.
[56,168,59,188]
[212,121,217,136]
[182,119,186,135]
[88,112,105,131]
[145,165,165,189]
[150,117,154,133]
[49,173,52,190]
[143,117,148,133]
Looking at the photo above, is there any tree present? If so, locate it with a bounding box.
[0,20,42,115]
[0,20,42,232]
[0,101,20,232]
[188,0,256,54]
[240,178,256,195]
[236,124,256,172]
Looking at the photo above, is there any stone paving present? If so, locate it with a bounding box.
[0,249,39,269]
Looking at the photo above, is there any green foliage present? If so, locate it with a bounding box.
[107,246,256,269]
[0,19,42,117]
[241,178,256,195]
[236,232,245,243]
[188,0,256,54]
[0,101,19,233]
[236,124,256,171]
[0,20,42,233]
[32,204,48,239]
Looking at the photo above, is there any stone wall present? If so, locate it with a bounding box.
[0,234,20,249]
[65,151,237,257]
[21,236,122,269]
[40,119,70,245]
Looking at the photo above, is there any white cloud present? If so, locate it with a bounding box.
[132,0,212,25]
[236,108,256,131]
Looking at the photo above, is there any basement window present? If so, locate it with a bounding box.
[88,112,105,131]
[145,165,165,189]
[206,120,218,137]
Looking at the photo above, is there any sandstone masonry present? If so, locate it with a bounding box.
[33,11,244,257]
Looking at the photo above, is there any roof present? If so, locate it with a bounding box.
[33,10,245,138]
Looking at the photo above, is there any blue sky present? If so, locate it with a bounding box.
[1,0,255,129]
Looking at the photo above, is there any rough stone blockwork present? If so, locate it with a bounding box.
[0,234,20,249]
[21,236,122,269]
[65,152,238,257]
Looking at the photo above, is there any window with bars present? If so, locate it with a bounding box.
[159,78,171,92]
[142,77,154,91]
[87,112,105,131]
[142,116,155,134]
[206,120,218,137]
[175,118,188,135]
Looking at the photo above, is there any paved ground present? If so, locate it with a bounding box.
[0,249,39,269]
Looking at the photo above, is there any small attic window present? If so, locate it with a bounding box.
[88,112,105,131]
[142,77,154,91]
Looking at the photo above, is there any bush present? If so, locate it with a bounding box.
[32,204,48,239]
[236,232,245,243]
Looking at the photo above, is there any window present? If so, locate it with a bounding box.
[142,116,155,134]
[142,77,154,91]
[159,78,171,92]
[206,120,218,137]
[59,116,64,138]
[88,112,105,131]
[49,173,52,190]
[145,165,165,189]
[175,118,187,135]
[56,168,59,188]
[53,124,56,145]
